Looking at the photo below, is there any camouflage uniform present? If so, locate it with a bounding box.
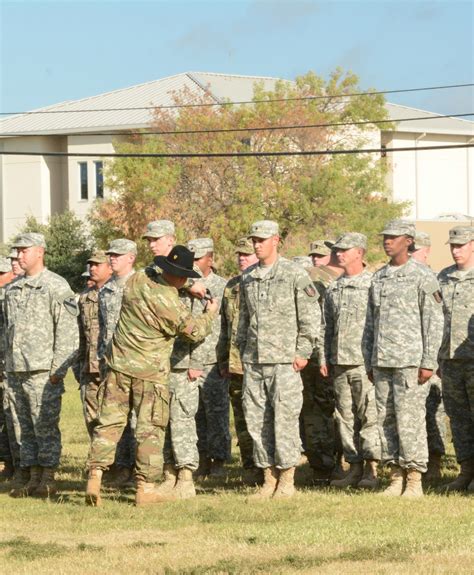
[364,239,444,473]
[88,269,215,482]
[323,266,380,463]
[237,235,320,470]
[301,263,341,473]
[437,227,474,466]
[5,254,78,469]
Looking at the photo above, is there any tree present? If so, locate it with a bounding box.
[90,69,407,274]
[18,211,92,292]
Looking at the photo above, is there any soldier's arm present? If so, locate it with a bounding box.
[216,293,230,370]
[362,283,375,376]
[321,290,334,367]
[295,272,320,360]
[235,282,250,357]
[419,275,444,371]
[50,290,80,380]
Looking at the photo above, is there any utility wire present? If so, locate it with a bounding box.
[1,83,473,116]
[2,112,469,138]
[1,143,472,159]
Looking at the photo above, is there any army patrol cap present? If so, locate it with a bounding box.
[380,219,416,238]
[105,239,137,255]
[446,225,474,245]
[333,232,367,250]
[248,220,279,239]
[308,240,332,256]
[188,238,214,259]
[11,232,47,249]
[8,248,18,259]
[142,219,175,239]
[0,257,11,273]
[414,231,431,249]
[234,237,255,255]
[87,250,108,264]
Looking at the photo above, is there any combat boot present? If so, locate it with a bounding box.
[402,469,423,498]
[173,467,196,499]
[85,468,103,507]
[382,465,404,497]
[357,460,380,490]
[153,464,178,496]
[331,454,349,480]
[0,460,14,480]
[424,453,442,482]
[11,465,41,497]
[109,466,134,489]
[34,467,57,498]
[248,466,278,500]
[195,456,211,478]
[210,459,226,478]
[242,466,264,486]
[9,467,31,498]
[273,467,296,499]
[445,459,474,492]
[135,478,177,506]
[312,467,332,487]
[330,462,363,489]
[467,479,474,493]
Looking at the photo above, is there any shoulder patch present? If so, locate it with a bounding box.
[422,278,441,296]
[433,291,442,303]
[63,295,79,316]
[304,285,317,298]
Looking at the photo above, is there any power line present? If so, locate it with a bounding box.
[1,143,472,159]
[2,112,471,139]
[1,83,473,116]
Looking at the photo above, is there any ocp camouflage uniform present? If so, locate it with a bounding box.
[5,270,79,469]
[322,270,380,463]
[237,257,320,469]
[363,258,444,473]
[88,269,215,482]
[301,264,340,473]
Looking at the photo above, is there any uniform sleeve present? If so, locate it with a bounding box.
[295,271,320,360]
[216,290,230,369]
[419,275,444,370]
[235,281,250,357]
[50,290,80,379]
[362,282,375,373]
[321,290,334,366]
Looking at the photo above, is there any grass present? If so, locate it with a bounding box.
[1,376,473,574]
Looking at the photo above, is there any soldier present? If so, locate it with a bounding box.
[5,233,79,498]
[437,226,474,492]
[302,240,344,485]
[8,248,23,277]
[364,219,443,497]
[77,250,112,438]
[142,219,176,257]
[412,231,447,481]
[217,237,260,485]
[319,233,380,489]
[85,246,219,506]
[188,238,229,477]
[237,220,320,498]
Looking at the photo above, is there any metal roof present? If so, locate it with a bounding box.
[1,71,472,137]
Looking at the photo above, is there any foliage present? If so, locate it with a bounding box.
[90,69,407,273]
[19,211,92,292]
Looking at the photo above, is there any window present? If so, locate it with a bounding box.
[79,162,88,200]
[95,161,104,198]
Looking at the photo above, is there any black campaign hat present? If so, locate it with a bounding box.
[154,245,201,279]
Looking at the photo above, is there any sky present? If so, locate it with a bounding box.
[0,0,473,117]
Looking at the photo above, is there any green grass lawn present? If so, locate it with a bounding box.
[1,376,473,574]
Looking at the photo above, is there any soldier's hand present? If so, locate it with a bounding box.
[188,281,206,299]
[49,374,62,385]
[367,370,374,384]
[188,369,203,382]
[292,357,308,372]
[319,364,329,378]
[205,298,219,314]
[418,368,433,385]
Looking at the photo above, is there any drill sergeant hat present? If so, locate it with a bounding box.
[154,245,201,278]
[187,238,214,259]
[142,220,175,239]
[446,226,474,245]
[105,239,137,255]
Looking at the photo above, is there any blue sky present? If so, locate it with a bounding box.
[1,0,473,116]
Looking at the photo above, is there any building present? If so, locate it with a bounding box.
[1,72,473,256]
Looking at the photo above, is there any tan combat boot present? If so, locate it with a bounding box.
[424,453,442,482]
[85,468,103,507]
[273,467,296,499]
[173,467,196,499]
[9,467,30,498]
[402,469,423,498]
[330,462,363,489]
[135,478,177,506]
[210,459,226,478]
[382,465,404,497]
[357,460,380,490]
[153,464,178,496]
[34,467,57,498]
[248,466,278,500]
[445,459,474,492]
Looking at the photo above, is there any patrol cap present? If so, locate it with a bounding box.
[248,220,279,239]
[380,219,415,238]
[0,256,11,273]
[333,232,367,250]
[309,240,332,256]
[8,248,18,259]
[105,239,137,255]
[87,250,108,264]
[81,264,91,278]
[187,238,214,259]
[142,220,175,239]
[11,232,47,249]
[414,231,431,249]
[234,237,255,255]
[446,225,474,245]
